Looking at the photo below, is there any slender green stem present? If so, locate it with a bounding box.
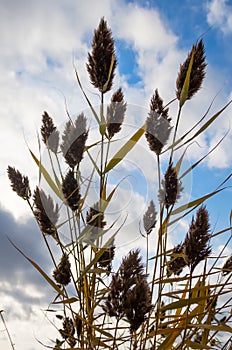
[144,154,163,349]
[170,105,182,165]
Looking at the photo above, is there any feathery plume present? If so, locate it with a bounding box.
[124,275,152,332]
[59,316,76,347]
[143,200,157,235]
[176,39,206,101]
[87,17,117,93]
[158,163,183,209]
[183,205,211,272]
[33,187,59,235]
[166,243,187,276]
[103,249,152,332]
[86,203,106,242]
[62,170,81,212]
[41,111,59,153]
[98,245,115,271]
[106,88,127,139]
[222,255,232,276]
[146,89,172,155]
[7,166,31,200]
[53,253,71,286]
[60,113,88,169]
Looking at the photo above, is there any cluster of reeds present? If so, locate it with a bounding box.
[8,17,232,349]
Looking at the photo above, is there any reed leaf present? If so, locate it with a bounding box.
[104,123,146,173]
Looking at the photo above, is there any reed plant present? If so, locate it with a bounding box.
[8,17,232,349]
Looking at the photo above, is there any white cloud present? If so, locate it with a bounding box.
[206,0,232,33]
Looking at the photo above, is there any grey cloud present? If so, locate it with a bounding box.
[0,206,59,319]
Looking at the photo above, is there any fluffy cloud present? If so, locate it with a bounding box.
[207,0,232,33]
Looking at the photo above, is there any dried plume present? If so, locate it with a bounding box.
[222,255,232,276]
[106,88,127,139]
[41,111,59,153]
[143,200,157,235]
[103,249,152,332]
[87,17,117,93]
[98,245,115,271]
[7,166,31,200]
[59,316,76,347]
[146,89,172,155]
[158,163,183,209]
[86,203,106,241]
[176,39,206,101]
[124,275,152,332]
[62,170,81,212]
[166,243,187,276]
[60,113,88,169]
[53,253,71,286]
[33,187,59,235]
[183,205,211,272]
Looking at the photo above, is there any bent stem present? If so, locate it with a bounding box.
[0,311,15,350]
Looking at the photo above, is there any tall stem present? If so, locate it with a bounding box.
[170,105,182,165]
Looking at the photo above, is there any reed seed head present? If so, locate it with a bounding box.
[124,275,152,333]
[53,253,71,286]
[103,249,152,331]
[166,243,187,276]
[86,203,106,241]
[158,164,183,209]
[7,166,31,200]
[98,245,115,271]
[145,89,172,155]
[143,200,157,235]
[87,17,117,93]
[106,88,127,139]
[33,187,59,235]
[41,111,59,153]
[62,170,81,212]
[60,113,88,169]
[75,316,82,338]
[59,316,76,347]
[222,255,232,276]
[176,39,206,101]
[183,205,211,272]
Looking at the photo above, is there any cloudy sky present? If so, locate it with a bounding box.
[0,0,232,349]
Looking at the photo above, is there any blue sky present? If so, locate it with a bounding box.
[0,0,231,349]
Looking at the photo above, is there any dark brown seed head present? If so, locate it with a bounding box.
[158,164,183,209]
[183,205,211,272]
[87,17,117,93]
[222,255,232,276]
[124,275,152,333]
[143,200,157,235]
[41,111,59,153]
[62,170,81,212]
[98,245,115,271]
[60,113,88,169]
[53,253,71,286]
[59,316,76,347]
[86,203,106,230]
[103,249,152,330]
[145,89,172,155]
[33,187,59,235]
[106,88,127,139]
[75,316,82,338]
[166,243,187,277]
[7,166,31,200]
[176,39,206,101]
